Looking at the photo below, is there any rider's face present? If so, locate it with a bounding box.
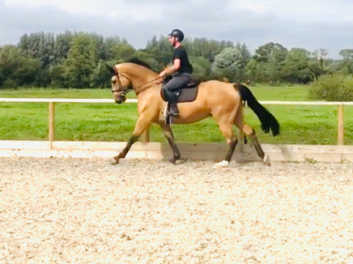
[168,36,177,47]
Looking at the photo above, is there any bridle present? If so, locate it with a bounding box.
[111,71,131,96]
[111,68,162,96]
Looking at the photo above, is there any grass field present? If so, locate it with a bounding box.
[0,85,352,144]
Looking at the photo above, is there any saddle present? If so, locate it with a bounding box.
[160,79,200,124]
[160,79,199,103]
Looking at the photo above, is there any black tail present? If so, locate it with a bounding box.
[236,83,280,136]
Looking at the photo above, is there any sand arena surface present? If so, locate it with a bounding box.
[0,157,352,263]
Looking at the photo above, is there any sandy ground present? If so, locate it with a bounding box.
[0,157,352,263]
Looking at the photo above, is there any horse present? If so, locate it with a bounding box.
[109,60,280,166]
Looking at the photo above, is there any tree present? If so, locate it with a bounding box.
[90,60,112,88]
[0,45,40,88]
[18,32,56,86]
[339,49,353,60]
[246,42,288,83]
[184,38,234,62]
[211,44,251,82]
[254,42,287,63]
[189,56,211,79]
[63,33,99,88]
[54,31,74,64]
[18,32,55,68]
[104,37,135,62]
[338,49,353,74]
[313,48,328,70]
[245,58,265,83]
[251,42,288,83]
[49,64,66,87]
[281,48,313,83]
[145,35,173,67]
[254,42,288,83]
[132,50,160,71]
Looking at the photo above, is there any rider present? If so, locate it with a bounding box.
[159,29,193,116]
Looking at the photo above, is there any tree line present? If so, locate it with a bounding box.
[0,31,353,89]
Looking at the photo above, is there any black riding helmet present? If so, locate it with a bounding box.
[168,29,184,42]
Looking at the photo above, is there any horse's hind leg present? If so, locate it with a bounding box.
[225,139,238,162]
[160,123,181,164]
[215,121,238,167]
[237,122,270,166]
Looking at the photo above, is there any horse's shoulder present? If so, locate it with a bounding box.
[139,87,163,102]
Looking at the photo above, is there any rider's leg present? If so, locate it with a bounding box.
[162,73,191,116]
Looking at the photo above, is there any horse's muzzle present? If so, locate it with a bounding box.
[115,95,126,104]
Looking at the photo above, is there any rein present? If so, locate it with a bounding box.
[112,68,162,96]
[136,76,163,94]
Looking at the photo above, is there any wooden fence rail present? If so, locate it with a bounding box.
[1,98,352,146]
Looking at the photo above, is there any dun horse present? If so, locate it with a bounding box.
[109,60,279,166]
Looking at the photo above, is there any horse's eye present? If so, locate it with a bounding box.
[112,80,116,84]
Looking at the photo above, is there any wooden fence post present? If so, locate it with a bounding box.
[49,102,55,149]
[337,104,344,145]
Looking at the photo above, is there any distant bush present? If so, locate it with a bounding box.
[309,74,353,101]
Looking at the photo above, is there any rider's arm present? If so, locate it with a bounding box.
[159,58,181,78]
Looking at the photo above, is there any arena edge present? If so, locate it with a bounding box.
[0,141,352,163]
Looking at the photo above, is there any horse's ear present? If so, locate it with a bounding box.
[105,63,116,75]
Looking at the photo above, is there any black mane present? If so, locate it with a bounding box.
[127,57,152,69]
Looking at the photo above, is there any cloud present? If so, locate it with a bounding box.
[1,0,353,58]
[4,0,164,20]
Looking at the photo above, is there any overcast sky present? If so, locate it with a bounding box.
[1,0,353,58]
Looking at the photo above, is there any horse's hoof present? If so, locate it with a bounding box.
[112,156,120,165]
[175,158,186,165]
[169,157,185,165]
[213,160,229,168]
[263,154,271,166]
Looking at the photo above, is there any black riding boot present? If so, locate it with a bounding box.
[169,102,179,117]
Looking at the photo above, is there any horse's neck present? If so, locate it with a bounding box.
[134,73,159,94]
[121,64,158,94]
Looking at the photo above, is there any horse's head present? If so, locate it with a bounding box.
[108,61,159,103]
[110,65,132,104]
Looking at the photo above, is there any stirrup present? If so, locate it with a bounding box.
[168,110,179,117]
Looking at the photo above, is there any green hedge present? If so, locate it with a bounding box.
[309,74,353,101]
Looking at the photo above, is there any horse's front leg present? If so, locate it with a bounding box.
[160,122,181,164]
[113,116,150,164]
[113,135,139,164]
